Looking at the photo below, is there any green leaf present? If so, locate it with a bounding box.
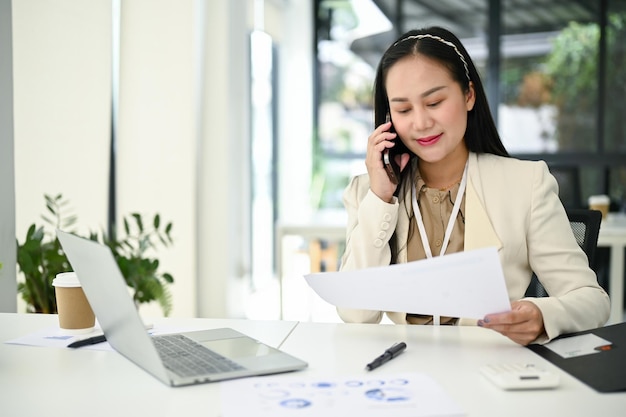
[131,213,143,233]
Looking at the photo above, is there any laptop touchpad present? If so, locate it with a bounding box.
[200,337,276,359]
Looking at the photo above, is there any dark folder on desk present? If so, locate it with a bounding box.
[528,322,626,393]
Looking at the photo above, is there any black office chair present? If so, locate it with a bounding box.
[548,164,582,209]
[525,209,603,297]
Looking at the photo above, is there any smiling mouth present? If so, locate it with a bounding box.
[417,133,443,146]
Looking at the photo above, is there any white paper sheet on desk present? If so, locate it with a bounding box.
[305,246,510,319]
[220,372,465,417]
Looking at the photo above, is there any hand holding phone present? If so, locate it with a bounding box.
[382,114,405,185]
[383,149,400,185]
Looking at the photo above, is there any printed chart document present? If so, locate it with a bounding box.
[305,247,510,319]
[220,372,465,417]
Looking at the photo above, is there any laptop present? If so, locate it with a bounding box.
[56,230,308,387]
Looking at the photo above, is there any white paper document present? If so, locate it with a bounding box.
[220,372,465,417]
[4,326,113,350]
[305,247,510,319]
[5,324,164,351]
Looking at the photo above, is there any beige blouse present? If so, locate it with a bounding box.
[405,173,466,325]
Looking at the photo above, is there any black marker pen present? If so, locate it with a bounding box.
[366,342,407,371]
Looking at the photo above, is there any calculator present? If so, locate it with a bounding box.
[479,363,560,390]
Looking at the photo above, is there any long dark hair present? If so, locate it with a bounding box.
[373,26,509,262]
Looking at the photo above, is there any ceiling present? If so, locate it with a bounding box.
[344,0,601,67]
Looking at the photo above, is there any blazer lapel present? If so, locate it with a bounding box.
[465,153,502,251]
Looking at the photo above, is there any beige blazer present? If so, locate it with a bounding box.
[338,152,610,343]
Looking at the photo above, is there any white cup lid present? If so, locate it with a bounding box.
[52,272,81,287]
[588,195,610,204]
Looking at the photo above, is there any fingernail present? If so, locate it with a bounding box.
[483,317,490,323]
[477,320,484,327]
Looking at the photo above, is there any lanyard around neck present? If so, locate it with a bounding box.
[411,159,469,258]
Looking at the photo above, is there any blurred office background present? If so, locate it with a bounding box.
[1,0,625,321]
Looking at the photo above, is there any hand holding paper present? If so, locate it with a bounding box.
[305,247,511,319]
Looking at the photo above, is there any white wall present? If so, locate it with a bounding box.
[13,0,111,237]
[275,0,314,224]
[12,0,111,314]
[0,0,17,312]
[116,0,198,317]
[10,0,314,318]
[195,0,252,317]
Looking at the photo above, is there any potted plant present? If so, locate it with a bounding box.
[17,194,175,315]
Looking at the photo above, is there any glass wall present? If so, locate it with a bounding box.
[314,0,389,209]
[314,0,626,212]
[606,0,626,205]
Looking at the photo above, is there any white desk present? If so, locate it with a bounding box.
[0,313,298,417]
[598,213,626,324]
[280,321,626,416]
[2,313,625,416]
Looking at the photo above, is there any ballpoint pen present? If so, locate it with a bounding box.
[365,342,407,371]
[67,333,107,348]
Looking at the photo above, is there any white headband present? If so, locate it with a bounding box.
[393,34,470,82]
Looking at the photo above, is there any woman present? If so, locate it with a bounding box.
[338,26,609,345]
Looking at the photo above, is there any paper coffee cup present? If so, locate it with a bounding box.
[52,272,96,334]
[588,194,610,219]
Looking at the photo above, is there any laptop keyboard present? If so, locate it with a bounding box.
[153,334,246,377]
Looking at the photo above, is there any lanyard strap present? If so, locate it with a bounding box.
[410,160,468,326]
[411,159,468,258]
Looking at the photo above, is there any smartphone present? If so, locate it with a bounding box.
[382,114,407,185]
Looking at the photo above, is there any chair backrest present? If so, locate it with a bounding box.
[548,164,582,209]
[565,208,602,267]
[525,208,603,298]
